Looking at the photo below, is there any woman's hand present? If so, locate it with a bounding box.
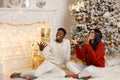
[71,38,78,45]
[83,35,91,45]
[37,42,48,51]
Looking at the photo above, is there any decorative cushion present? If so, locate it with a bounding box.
[105,54,120,67]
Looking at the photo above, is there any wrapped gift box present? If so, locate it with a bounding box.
[1,47,33,75]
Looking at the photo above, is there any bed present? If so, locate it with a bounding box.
[0,53,120,80]
[0,64,120,80]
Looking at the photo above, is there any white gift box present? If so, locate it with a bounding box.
[2,54,33,75]
[1,47,33,75]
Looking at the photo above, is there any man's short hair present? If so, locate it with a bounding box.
[57,28,67,36]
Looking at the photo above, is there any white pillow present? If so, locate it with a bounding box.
[105,54,120,67]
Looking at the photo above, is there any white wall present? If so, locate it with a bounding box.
[29,0,74,39]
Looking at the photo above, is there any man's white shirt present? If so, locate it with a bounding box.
[40,39,71,67]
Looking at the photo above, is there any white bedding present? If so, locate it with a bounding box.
[89,64,120,80]
[0,64,120,80]
[34,64,120,80]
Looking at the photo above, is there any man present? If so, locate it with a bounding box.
[10,27,71,80]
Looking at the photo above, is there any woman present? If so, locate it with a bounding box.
[66,29,105,79]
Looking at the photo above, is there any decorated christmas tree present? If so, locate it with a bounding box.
[69,0,120,56]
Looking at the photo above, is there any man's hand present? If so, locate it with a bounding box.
[37,42,48,51]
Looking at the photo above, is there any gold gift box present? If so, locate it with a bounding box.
[32,50,45,69]
[41,28,50,43]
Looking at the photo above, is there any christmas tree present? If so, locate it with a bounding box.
[69,0,120,56]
